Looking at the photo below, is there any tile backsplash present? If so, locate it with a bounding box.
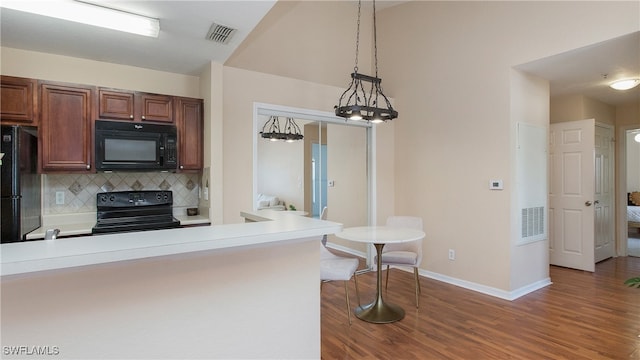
[44,172,201,214]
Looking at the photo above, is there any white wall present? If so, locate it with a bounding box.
[1,47,200,97]
[509,70,550,294]
[203,62,225,225]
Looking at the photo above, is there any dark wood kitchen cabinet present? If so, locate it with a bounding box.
[175,97,203,171]
[1,76,38,126]
[39,82,94,173]
[99,88,173,123]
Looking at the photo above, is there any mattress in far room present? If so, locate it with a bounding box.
[628,206,640,223]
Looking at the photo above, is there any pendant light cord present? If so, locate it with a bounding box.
[353,0,361,74]
[354,0,380,77]
[373,0,379,77]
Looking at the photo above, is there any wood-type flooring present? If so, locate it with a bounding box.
[320,254,640,359]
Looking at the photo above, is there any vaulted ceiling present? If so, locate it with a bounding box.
[1,1,638,106]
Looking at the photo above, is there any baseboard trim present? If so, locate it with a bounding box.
[325,242,552,301]
[420,269,552,301]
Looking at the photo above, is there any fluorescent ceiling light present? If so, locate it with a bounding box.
[1,0,160,38]
[609,78,640,91]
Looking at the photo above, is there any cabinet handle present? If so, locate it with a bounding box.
[86,164,91,170]
[130,115,134,119]
[142,115,146,120]
[180,165,184,169]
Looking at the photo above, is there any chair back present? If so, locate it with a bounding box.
[320,206,328,245]
[320,243,335,260]
[382,216,423,263]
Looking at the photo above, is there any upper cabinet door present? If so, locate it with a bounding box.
[176,97,203,171]
[139,93,173,123]
[1,76,38,126]
[98,88,173,123]
[40,82,94,173]
[98,89,135,121]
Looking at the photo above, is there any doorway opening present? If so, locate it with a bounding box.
[625,128,640,257]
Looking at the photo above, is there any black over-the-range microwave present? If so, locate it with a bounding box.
[95,120,178,172]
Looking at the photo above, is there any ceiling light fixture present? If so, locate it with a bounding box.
[334,0,398,123]
[610,78,640,91]
[260,116,304,142]
[0,0,160,38]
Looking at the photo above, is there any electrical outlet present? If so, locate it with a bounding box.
[448,249,455,260]
[55,191,65,205]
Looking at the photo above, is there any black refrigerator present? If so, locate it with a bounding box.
[1,125,41,243]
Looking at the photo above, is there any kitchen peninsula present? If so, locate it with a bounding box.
[1,210,340,359]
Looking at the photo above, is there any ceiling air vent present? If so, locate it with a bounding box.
[206,22,237,45]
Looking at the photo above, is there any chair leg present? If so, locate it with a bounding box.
[413,267,420,308]
[385,264,390,289]
[344,281,352,325]
[353,273,361,307]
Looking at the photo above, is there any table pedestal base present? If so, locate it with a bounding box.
[355,300,405,323]
[354,242,406,323]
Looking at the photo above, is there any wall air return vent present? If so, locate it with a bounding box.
[521,206,545,240]
[206,22,237,44]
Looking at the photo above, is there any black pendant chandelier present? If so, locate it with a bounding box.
[260,116,304,142]
[335,0,398,123]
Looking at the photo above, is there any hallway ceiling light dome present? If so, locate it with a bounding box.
[610,78,640,91]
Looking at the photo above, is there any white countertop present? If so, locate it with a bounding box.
[2,210,342,277]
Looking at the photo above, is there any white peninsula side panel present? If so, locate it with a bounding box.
[1,238,321,359]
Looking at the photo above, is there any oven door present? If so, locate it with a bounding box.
[96,130,164,171]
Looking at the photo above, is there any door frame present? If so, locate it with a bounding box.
[252,102,377,263]
[616,124,638,257]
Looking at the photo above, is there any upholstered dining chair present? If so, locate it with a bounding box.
[320,206,328,246]
[376,216,423,308]
[320,243,360,324]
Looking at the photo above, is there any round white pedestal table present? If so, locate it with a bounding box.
[335,226,425,323]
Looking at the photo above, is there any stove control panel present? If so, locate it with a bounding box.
[96,190,173,208]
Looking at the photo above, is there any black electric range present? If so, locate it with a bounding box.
[92,190,180,235]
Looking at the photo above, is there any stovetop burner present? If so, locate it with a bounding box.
[92,190,180,235]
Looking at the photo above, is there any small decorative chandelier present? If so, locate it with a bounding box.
[260,116,304,142]
[335,0,398,123]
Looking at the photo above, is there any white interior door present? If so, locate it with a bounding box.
[594,124,615,262]
[549,119,595,272]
